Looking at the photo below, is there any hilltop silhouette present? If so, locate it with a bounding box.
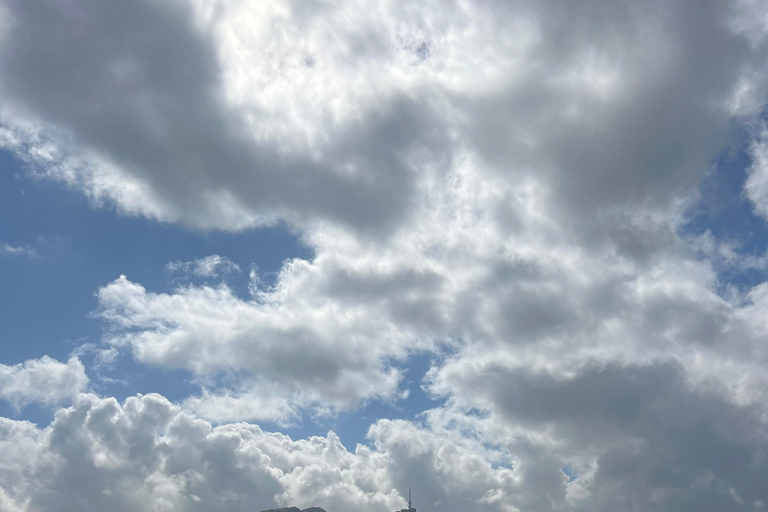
[260,488,414,512]
[260,508,327,512]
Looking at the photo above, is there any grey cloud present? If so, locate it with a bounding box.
[0,0,765,258]
[0,0,446,234]
[3,1,768,510]
[430,360,768,512]
[458,0,764,256]
[315,263,448,333]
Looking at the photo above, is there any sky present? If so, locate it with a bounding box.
[2,1,768,511]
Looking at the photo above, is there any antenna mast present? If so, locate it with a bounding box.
[395,487,415,512]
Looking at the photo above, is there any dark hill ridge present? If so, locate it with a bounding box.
[260,508,327,512]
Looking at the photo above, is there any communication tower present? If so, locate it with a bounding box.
[397,487,416,512]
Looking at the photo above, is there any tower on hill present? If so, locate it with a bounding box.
[397,487,416,512]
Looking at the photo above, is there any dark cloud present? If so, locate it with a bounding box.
[0,0,449,234]
[435,360,768,511]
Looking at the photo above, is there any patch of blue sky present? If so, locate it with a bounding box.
[0,401,53,427]
[0,149,311,423]
[561,464,577,482]
[680,137,768,295]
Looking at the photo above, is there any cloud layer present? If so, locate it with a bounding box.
[2,389,767,512]
[0,394,506,512]
[3,0,768,511]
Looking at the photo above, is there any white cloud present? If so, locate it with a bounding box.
[0,356,88,409]
[166,255,242,278]
[2,0,761,233]
[2,0,768,510]
[96,274,407,422]
[0,243,38,258]
[0,393,515,512]
[4,390,766,512]
[746,125,768,222]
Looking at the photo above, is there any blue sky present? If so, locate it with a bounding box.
[0,148,439,448]
[682,146,768,291]
[3,2,768,512]
[0,150,291,405]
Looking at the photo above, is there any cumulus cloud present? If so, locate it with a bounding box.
[424,359,768,511]
[4,389,765,512]
[3,0,768,510]
[0,0,435,232]
[0,393,510,512]
[3,0,761,234]
[0,356,88,409]
[95,274,406,422]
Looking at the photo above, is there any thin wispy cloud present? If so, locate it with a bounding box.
[0,242,38,258]
[166,255,242,278]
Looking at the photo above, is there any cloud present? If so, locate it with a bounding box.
[745,124,768,222]
[0,356,88,409]
[2,0,768,511]
[4,388,764,512]
[92,162,768,425]
[0,394,285,512]
[0,243,38,258]
[59,0,768,440]
[2,0,760,236]
[0,393,507,512]
[166,255,242,278]
[0,0,438,233]
[95,274,407,422]
[423,359,768,511]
